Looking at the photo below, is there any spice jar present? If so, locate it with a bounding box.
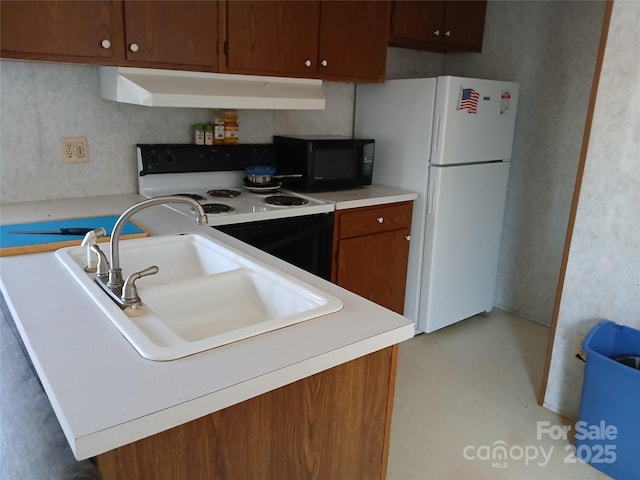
[194,124,205,145]
[213,119,225,145]
[222,111,239,145]
[204,124,214,145]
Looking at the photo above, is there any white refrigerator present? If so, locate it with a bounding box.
[354,76,519,333]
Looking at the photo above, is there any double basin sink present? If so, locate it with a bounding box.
[55,234,343,361]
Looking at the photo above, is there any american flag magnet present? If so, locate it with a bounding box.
[458,88,479,114]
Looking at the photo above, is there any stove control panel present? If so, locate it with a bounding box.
[138,144,274,176]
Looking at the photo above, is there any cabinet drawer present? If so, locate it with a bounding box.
[338,202,412,239]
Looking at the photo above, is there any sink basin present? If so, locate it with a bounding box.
[55,234,343,360]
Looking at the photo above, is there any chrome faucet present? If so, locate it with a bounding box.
[91,196,208,309]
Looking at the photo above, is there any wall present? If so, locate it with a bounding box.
[0,47,442,204]
[0,61,353,202]
[445,0,606,326]
[543,0,640,419]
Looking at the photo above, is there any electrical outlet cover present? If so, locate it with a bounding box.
[61,136,89,163]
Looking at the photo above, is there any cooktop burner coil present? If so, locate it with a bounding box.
[200,203,235,214]
[175,193,206,201]
[265,195,309,206]
[207,189,242,198]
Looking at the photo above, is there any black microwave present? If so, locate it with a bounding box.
[273,135,374,191]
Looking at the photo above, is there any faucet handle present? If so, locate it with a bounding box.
[90,244,110,278]
[122,266,159,304]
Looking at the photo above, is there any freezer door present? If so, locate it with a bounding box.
[418,161,510,333]
[432,76,519,165]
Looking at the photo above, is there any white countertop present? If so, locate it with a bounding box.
[307,184,418,210]
[0,194,414,460]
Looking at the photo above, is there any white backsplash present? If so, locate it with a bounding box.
[0,61,354,202]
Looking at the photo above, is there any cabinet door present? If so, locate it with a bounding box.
[317,1,391,82]
[0,0,125,63]
[441,1,486,51]
[388,0,485,53]
[336,228,410,314]
[226,1,320,76]
[123,0,219,70]
[389,1,444,47]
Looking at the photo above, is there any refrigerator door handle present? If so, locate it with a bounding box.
[432,113,441,154]
[428,176,436,215]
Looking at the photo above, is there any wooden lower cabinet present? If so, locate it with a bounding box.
[96,345,398,480]
[332,202,413,314]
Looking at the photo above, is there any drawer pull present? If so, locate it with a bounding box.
[377,217,384,224]
[405,235,411,241]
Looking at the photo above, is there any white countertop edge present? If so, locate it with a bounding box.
[75,323,414,460]
[305,185,418,211]
[1,284,81,458]
[332,192,417,210]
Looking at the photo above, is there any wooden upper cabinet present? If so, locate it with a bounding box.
[441,1,487,51]
[389,0,486,53]
[225,1,320,76]
[225,0,391,82]
[123,1,220,71]
[317,1,391,82]
[0,1,126,63]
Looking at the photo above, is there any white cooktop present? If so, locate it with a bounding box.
[139,171,334,226]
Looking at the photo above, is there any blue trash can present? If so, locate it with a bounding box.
[576,320,640,480]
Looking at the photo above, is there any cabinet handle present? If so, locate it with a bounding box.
[444,30,451,37]
[101,39,111,49]
[321,59,328,67]
[433,30,440,36]
[377,217,384,224]
[405,235,411,241]
[129,43,139,53]
[305,60,312,67]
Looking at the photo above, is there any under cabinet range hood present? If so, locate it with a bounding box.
[98,67,326,110]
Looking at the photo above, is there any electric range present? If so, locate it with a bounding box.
[137,144,334,227]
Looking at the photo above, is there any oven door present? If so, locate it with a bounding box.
[213,213,334,281]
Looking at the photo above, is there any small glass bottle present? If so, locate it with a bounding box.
[194,124,205,145]
[213,119,225,145]
[222,111,239,145]
[204,124,214,145]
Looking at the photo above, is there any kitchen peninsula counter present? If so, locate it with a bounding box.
[0,194,414,476]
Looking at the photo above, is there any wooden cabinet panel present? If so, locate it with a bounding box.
[225,0,390,82]
[97,346,398,480]
[123,0,219,70]
[339,202,413,239]
[226,1,320,76]
[389,0,486,53]
[317,1,391,82]
[389,1,443,45]
[0,1,125,63]
[333,201,413,314]
[336,228,411,314]
[441,1,486,50]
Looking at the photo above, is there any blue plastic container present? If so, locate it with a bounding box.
[577,320,640,480]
